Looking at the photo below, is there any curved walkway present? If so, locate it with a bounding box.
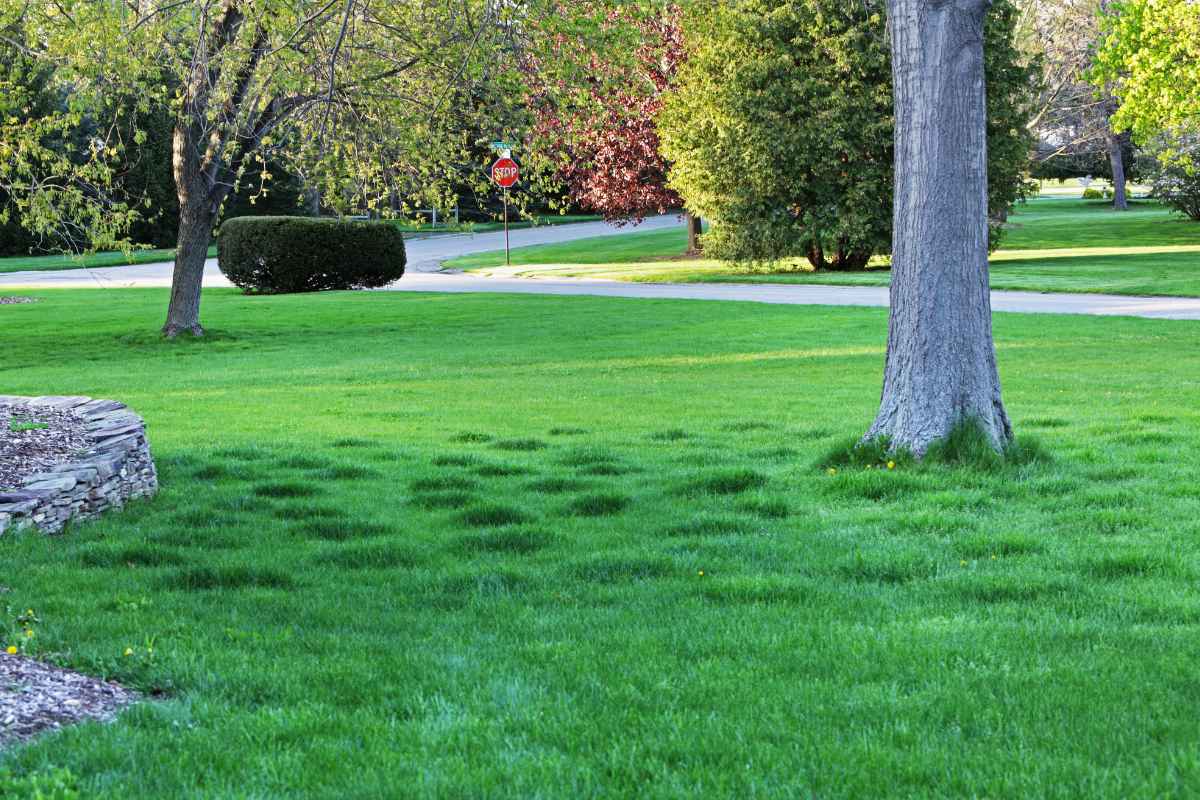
[3,216,1199,320]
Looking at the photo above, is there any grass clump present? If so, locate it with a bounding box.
[302,520,393,541]
[253,482,321,499]
[330,437,376,449]
[277,455,335,470]
[564,492,631,517]
[432,453,479,468]
[492,438,548,452]
[273,504,346,522]
[450,431,494,443]
[319,541,422,570]
[316,465,381,481]
[457,503,533,528]
[1082,551,1181,580]
[679,468,768,496]
[524,477,589,494]
[456,527,557,555]
[548,426,588,436]
[409,475,479,492]
[162,566,296,591]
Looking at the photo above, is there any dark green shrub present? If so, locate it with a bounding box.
[218,216,405,294]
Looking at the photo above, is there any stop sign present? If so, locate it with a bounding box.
[491,157,520,189]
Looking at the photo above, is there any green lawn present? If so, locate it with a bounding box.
[3,289,1200,796]
[449,199,1200,297]
[0,246,217,275]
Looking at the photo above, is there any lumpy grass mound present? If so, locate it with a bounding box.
[217,216,405,294]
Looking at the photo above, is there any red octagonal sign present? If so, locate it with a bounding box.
[491,157,520,189]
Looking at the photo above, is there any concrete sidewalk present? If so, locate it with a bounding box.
[4,213,1200,320]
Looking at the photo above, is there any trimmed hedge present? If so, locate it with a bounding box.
[218,216,406,294]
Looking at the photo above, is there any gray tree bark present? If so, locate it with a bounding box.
[865,0,1013,456]
[1106,126,1129,211]
[685,212,703,254]
[162,125,222,338]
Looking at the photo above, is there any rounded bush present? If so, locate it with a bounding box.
[217,216,405,294]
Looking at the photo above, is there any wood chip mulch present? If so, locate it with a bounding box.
[0,404,92,491]
[1,654,137,748]
[0,297,37,305]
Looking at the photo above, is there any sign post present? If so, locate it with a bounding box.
[489,155,520,266]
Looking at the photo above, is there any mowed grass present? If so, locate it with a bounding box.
[450,198,1200,297]
[0,246,217,275]
[3,289,1200,796]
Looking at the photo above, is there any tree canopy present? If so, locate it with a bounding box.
[658,0,1036,268]
[0,0,528,334]
[1093,0,1200,165]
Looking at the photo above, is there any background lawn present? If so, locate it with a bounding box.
[449,199,1200,297]
[3,289,1200,797]
[0,246,217,275]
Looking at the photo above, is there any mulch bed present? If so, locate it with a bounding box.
[0,297,37,305]
[1,654,137,748]
[0,404,92,491]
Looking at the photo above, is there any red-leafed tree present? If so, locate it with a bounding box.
[527,4,702,251]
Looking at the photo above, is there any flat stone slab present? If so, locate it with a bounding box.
[0,396,157,535]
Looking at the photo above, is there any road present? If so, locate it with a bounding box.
[0,215,684,288]
[3,216,1200,320]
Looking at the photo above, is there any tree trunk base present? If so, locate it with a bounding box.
[162,322,205,339]
[864,408,1012,459]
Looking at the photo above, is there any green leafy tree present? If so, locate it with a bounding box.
[658,0,1036,268]
[0,1,521,336]
[1093,0,1200,165]
[0,21,64,255]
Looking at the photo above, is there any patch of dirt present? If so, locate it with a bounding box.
[0,297,37,305]
[1,654,137,748]
[0,405,92,490]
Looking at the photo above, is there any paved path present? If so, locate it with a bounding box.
[0,215,683,288]
[3,215,1200,320]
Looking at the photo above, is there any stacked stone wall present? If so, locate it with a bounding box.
[0,396,157,535]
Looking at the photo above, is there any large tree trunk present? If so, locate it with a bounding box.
[685,212,703,254]
[865,0,1012,456]
[1106,127,1129,211]
[163,205,215,338]
[162,125,219,338]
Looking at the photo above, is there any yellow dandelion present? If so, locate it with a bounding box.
[698,570,705,577]
[887,461,896,470]
[827,467,837,476]
[24,629,33,638]
[5,646,16,655]
[123,647,134,657]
